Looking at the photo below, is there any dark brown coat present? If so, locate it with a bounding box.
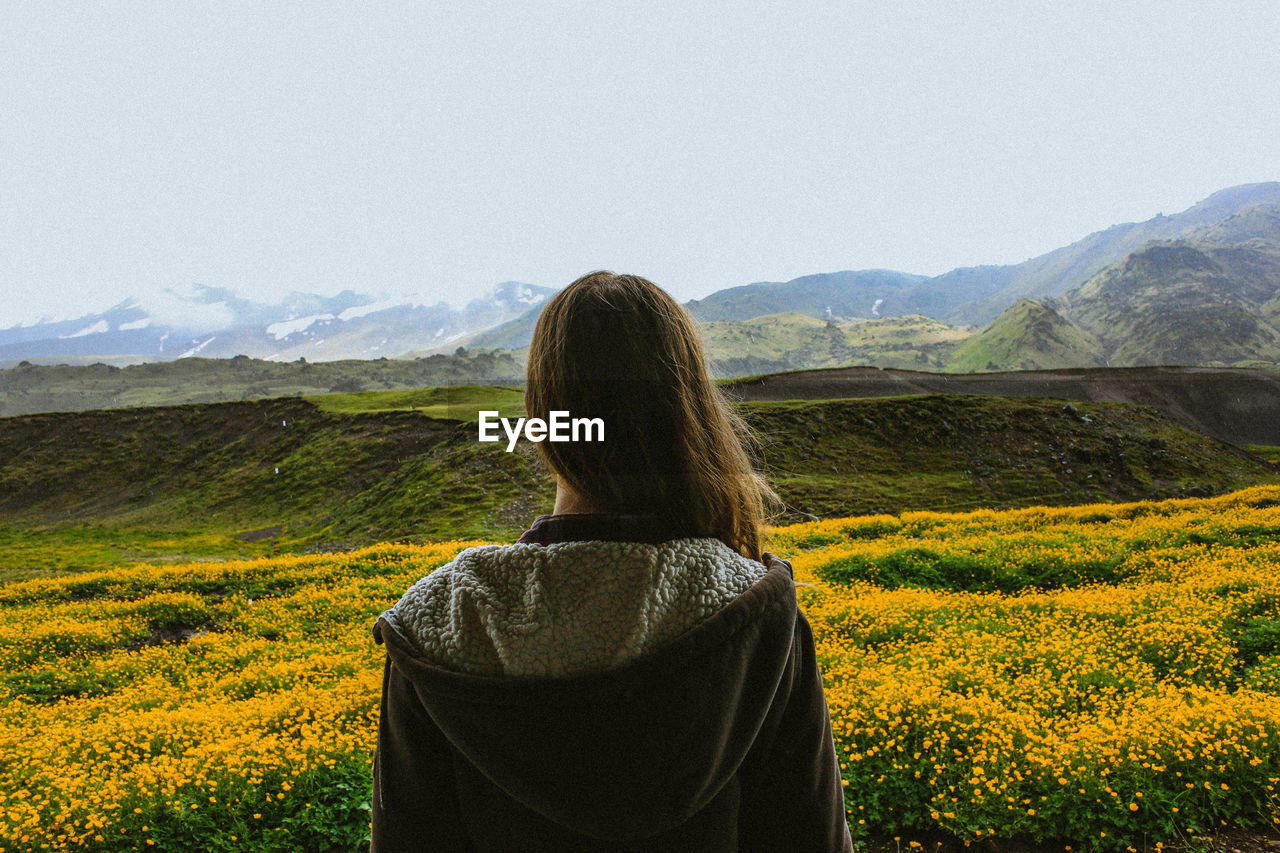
[371,551,854,852]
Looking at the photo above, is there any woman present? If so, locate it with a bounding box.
[371,271,853,852]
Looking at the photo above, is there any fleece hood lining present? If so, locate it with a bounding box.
[379,537,775,682]
[374,558,795,704]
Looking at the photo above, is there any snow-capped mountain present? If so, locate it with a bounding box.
[0,281,556,365]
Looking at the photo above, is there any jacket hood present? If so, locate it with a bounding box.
[372,547,799,844]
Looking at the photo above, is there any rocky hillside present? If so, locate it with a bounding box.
[964,202,1280,371]
[1065,239,1280,366]
[924,182,1280,325]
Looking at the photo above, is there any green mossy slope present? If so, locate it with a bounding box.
[1,390,1274,578]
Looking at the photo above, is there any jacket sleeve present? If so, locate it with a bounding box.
[738,595,854,852]
[370,630,474,852]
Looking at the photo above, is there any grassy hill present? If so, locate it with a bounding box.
[305,384,525,419]
[945,298,1104,372]
[741,394,1274,518]
[1,387,1274,579]
[722,365,1280,447]
[700,312,970,375]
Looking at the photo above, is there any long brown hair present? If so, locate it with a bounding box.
[524,271,781,561]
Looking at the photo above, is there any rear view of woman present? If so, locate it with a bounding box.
[371,271,853,851]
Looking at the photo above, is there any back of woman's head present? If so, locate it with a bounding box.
[525,270,781,561]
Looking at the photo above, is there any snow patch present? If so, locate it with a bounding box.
[516,285,545,305]
[437,329,469,345]
[144,289,235,331]
[118,318,151,331]
[60,320,109,338]
[266,314,334,340]
[338,301,401,322]
[179,336,216,358]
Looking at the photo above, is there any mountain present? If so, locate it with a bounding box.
[416,183,1280,361]
[908,181,1280,325]
[967,201,1280,370]
[410,269,933,357]
[682,270,928,322]
[0,281,554,366]
[412,297,549,356]
[673,181,1280,329]
[1064,238,1280,366]
[5,182,1278,369]
[945,299,1104,372]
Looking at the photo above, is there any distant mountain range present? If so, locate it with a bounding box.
[3,182,1279,372]
[429,182,1280,371]
[0,281,554,365]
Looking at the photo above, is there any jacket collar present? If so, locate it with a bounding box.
[516,512,702,545]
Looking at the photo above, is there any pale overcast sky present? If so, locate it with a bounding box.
[2,1,1278,326]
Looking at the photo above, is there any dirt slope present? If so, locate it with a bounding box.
[722,366,1280,446]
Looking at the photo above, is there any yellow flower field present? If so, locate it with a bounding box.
[3,489,1280,851]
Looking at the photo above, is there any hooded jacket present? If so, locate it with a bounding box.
[370,515,853,852]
